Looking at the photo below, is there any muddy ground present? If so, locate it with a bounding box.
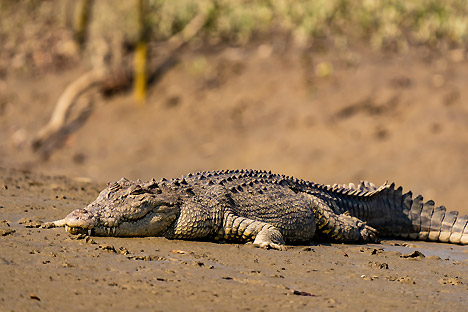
[1,168,467,311]
[1,31,468,310]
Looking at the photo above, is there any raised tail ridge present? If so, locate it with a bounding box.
[324,181,468,245]
[363,183,468,244]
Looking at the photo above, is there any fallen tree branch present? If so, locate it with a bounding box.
[31,68,107,156]
[31,8,210,157]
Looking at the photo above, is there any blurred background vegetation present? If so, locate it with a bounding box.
[148,0,468,49]
[1,0,468,77]
[2,0,467,114]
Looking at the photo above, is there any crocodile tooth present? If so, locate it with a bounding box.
[65,225,69,232]
[88,229,92,236]
[107,227,111,235]
[112,227,116,235]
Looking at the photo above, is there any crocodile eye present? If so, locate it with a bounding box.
[128,185,145,195]
[156,205,173,213]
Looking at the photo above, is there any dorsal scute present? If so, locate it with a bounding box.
[322,180,391,198]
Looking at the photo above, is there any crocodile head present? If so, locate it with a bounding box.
[62,178,180,236]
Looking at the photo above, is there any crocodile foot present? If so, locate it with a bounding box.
[253,226,286,250]
[359,224,379,243]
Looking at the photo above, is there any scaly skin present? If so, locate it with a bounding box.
[46,170,468,249]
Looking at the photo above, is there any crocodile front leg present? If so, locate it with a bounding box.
[220,212,285,250]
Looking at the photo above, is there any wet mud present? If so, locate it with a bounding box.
[1,168,467,311]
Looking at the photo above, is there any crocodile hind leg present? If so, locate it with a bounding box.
[310,196,379,243]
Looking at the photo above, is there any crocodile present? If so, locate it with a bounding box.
[47,169,468,249]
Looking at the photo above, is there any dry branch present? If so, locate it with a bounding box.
[31,8,210,157]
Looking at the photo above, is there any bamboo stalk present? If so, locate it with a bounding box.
[73,0,93,49]
[134,40,147,105]
[133,0,147,105]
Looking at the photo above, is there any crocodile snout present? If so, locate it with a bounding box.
[64,208,96,230]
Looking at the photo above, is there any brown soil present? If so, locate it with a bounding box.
[1,38,468,310]
[1,167,467,311]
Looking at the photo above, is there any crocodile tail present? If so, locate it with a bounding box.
[368,183,468,244]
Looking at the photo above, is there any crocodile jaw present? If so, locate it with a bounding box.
[63,208,96,233]
[63,208,179,237]
[61,178,181,236]
[62,196,180,237]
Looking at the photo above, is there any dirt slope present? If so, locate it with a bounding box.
[1,46,467,213]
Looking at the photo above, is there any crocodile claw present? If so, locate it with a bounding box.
[253,241,285,250]
[360,224,379,243]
